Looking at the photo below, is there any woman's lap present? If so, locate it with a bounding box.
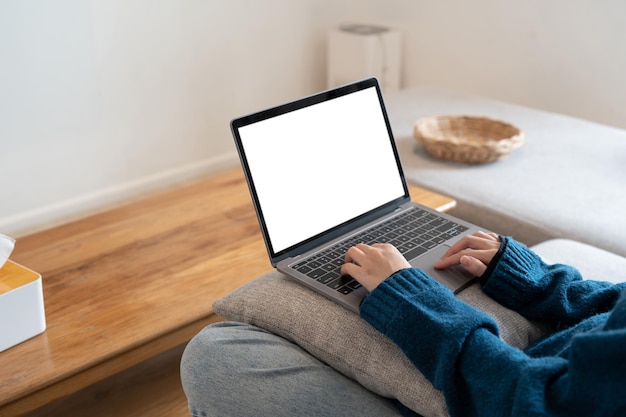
[180,321,404,417]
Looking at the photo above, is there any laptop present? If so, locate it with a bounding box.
[231,78,484,312]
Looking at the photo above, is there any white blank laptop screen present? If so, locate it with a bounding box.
[238,86,406,253]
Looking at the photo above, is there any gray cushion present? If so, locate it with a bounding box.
[384,87,626,258]
[213,273,545,417]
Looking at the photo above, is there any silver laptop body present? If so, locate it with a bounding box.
[231,78,485,312]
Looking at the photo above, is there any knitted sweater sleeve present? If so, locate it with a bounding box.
[480,237,626,324]
[360,268,626,417]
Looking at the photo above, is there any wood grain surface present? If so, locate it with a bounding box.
[0,167,455,416]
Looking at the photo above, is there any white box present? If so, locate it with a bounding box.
[0,260,46,352]
[327,24,402,92]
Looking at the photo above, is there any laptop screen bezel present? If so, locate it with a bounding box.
[230,78,411,266]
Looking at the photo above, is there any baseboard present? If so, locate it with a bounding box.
[1,153,240,238]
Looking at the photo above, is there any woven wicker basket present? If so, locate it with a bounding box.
[413,115,524,164]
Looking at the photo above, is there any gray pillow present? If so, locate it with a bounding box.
[213,271,547,417]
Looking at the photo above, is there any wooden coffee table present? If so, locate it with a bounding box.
[0,168,456,416]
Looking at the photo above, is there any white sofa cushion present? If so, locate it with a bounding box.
[384,87,626,257]
[531,238,626,283]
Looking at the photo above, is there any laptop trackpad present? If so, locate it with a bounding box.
[409,245,475,293]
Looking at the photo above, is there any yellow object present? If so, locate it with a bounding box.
[0,260,46,352]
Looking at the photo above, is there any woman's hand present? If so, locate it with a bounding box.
[341,243,411,292]
[434,231,501,277]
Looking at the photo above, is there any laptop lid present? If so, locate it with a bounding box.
[231,78,410,266]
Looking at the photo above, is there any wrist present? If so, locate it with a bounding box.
[480,237,545,302]
[478,235,509,286]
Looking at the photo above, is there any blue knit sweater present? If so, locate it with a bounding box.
[360,237,626,417]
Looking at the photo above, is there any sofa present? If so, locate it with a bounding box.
[204,89,626,417]
[384,86,626,258]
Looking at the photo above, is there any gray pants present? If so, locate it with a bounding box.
[180,322,405,417]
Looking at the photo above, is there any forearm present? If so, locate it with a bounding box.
[454,327,568,417]
[360,268,500,398]
[481,237,624,324]
[360,269,626,417]
[457,296,626,417]
[359,268,565,417]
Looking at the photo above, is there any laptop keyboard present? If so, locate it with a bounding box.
[292,207,468,295]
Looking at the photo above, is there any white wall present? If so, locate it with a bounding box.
[0,0,350,236]
[350,0,626,129]
[2,0,625,237]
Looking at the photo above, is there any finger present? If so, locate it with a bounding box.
[434,248,496,269]
[371,242,393,249]
[486,232,500,241]
[460,255,488,276]
[439,239,461,258]
[475,231,501,244]
[355,243,374,253]
[340,261,359,277]
[439,233,494,260]
[434,250,466,269]
[340,258,377,291]
[439,235,474,258]
[344,245,366,264]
